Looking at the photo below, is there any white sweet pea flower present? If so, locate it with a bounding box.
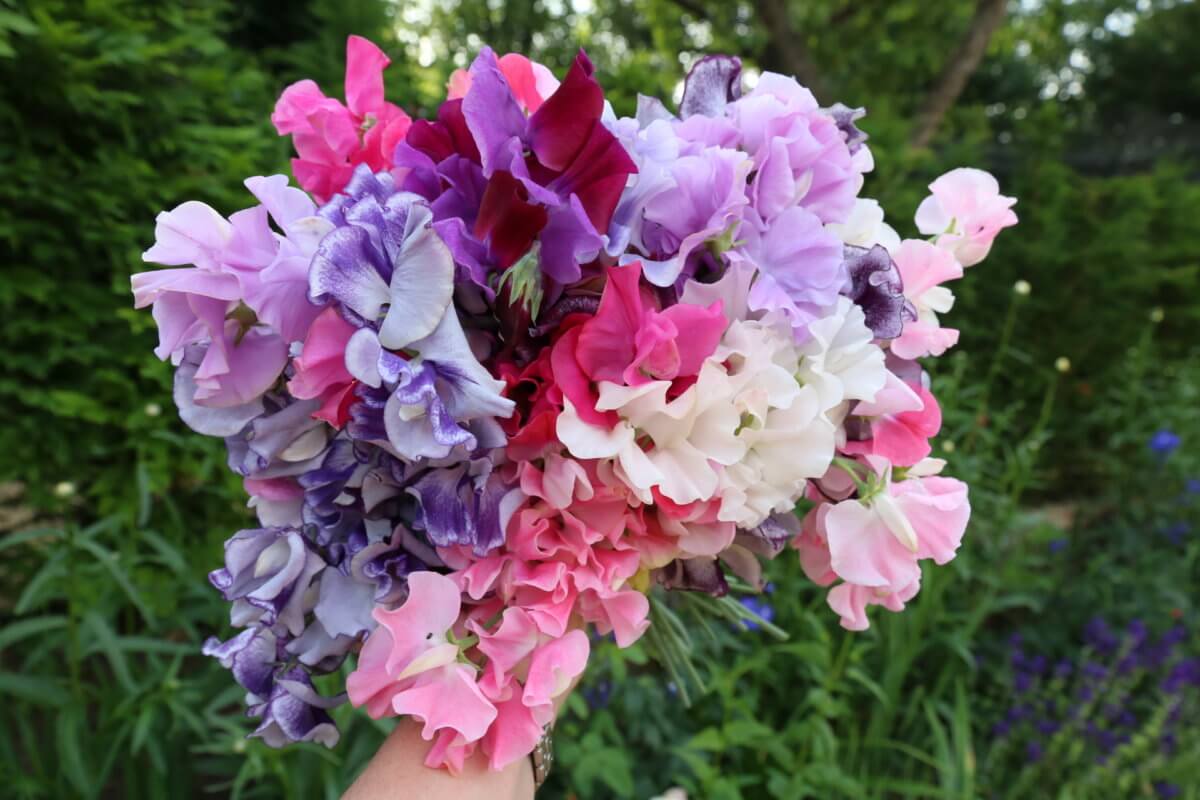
[827,198,901,253]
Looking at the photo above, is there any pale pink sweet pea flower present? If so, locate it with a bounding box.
[272,36,412,202]
[889,239,963,360]
[915,168,1017,267]
[816,459,969,630]
[827,578,921,632]
[346,572,496,753]
[447,53,560,113]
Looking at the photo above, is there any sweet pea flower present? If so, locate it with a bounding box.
[447,53,560,113]
[889,239,963,360]
[272,36,412,202]
[347,572,497,755]
[470,609,589,770]
[915,168,1017,267]
[814,458,969,629]
[732,205,847,337]
[287,307,359,427]
[399,47,636,290]
[556,262,726,426]
[637,145,751,287]
[728,72,860,225]
[208,527,327,636]
[133,176,332,414]
[827,198,901,253]
[842,376,942,467]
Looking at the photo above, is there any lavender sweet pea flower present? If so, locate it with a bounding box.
[638,145,751,287]
[133,176,332,410]
[728,73,860,225]
[248,667,342,748]
[209,527,326,635]
[225,396,326,477]
[842,244,915,340]
[173,344,266,436]
[732,205,846,337]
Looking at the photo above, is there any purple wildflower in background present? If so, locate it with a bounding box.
[739,595,775,632]
[1162,521,1191,545]
[1149,429,1181,457]
[1155,782,1182,799]
[1048,537,1069,554]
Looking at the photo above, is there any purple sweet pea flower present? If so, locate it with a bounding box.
[209,527,327,636]
[679,55,743,119]
[842,244,915,340]
[309,191,455,351]
[656,557,729,596]
[202,626,281,698]
[407,459,524,555]
[825,104,869,155]
[343,305,513,463]
[248,667,342,748]
[225,395,327,478]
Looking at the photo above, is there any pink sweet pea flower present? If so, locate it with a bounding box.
[843,377,942,467]
[272,36,412,202]
[827,578,921,632]
[915,168,1017,267]
[287,307,357,427]
[889,239,963,360]
[470,609,589,770]
[555,262,726,424]
[346,572,497,749]
[447,53,560,113]
[814,461,969,630]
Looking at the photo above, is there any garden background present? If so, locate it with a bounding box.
[1,0,1198,797]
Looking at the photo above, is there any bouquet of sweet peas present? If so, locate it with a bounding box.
[131,36,1016,772]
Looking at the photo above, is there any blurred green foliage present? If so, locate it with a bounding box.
[1,0,1198,797]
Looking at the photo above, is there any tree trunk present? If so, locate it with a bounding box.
[750,0,832,101]
[909,0,1008,149]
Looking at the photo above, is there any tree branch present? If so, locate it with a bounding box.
[909,0,1009,149]
[664,0,711,21]
[749,0,832,100]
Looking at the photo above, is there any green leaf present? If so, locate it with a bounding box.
[0,614,66,652]
[74,537,156,626]
[0,672,66,707]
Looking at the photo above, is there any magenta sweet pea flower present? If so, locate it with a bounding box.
[272,36,413,202]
